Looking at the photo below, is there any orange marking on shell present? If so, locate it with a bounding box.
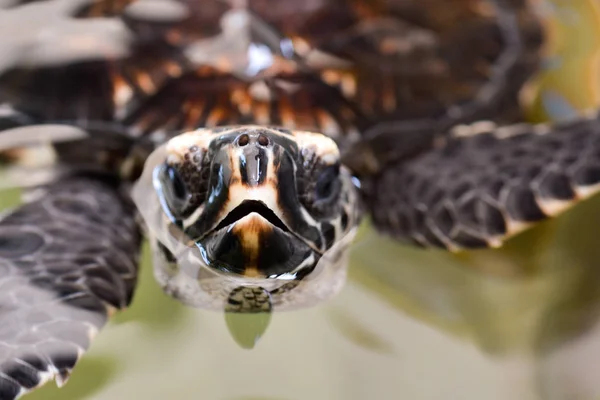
[278,98,296,128]
[112,74,133,108]
[266,56,298,76]
[252,101,270,125]
[214,56,234,73]
[196,65,220,77]
[184,100,204,129]
[321,70,342,86]
[316,109,340,137]
[165,61,183,78]
[290,36,311,56]
[231,88,252,115]
[205,106,225,127]
[293,109,318,131]
[340,73,357,98]
[248,81,272,102]
[136,71,156,94]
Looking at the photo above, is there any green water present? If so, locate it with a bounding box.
[5,1,600,399]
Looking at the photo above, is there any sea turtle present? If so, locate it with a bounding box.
[0,0,599,398]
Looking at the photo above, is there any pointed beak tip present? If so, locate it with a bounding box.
[231,212,275,234]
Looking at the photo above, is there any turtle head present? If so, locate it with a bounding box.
[133,126,361,310]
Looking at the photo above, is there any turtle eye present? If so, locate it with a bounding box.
[315,164,341,203]
[166,165,187,200]
[159,163,190,217]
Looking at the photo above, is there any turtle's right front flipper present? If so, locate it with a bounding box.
[366,111,600,251]
[0,176,141,399]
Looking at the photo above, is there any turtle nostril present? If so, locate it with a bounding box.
[237,134,249,146]
[258,134,270,146]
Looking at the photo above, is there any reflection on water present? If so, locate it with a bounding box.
[2,0,600,399]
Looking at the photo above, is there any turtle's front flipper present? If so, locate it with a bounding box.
[0,176,141,399]
[368,112,600,250]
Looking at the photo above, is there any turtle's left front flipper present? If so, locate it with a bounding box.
[367,112,600,250]
[0,176,141,399]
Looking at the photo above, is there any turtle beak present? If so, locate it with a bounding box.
[197,202,315,278]
[186,131,318,278]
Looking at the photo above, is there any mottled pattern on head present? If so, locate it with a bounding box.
[162,125,345,234]
[142,125,360,281]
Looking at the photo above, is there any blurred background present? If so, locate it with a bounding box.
[3,0,600,399]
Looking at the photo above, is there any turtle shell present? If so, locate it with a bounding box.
[0,0,544,176]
